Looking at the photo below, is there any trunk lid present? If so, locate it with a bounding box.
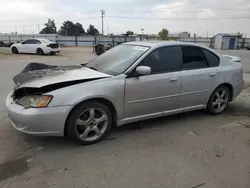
[222,55,241,63]
[48,43,59,48]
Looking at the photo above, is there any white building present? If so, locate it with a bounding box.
[178,32,190,39]
[168,32,190,39]
[213,33,239,50]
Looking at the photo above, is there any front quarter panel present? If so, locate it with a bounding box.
[47,75,126,120]
[11,44,20,51]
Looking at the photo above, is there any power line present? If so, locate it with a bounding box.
[106,15,250,20]
[0,8,249,23]
[116,8,250,13]
[0,17,98,28]
[0,16,98,24]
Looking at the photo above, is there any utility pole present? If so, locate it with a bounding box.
[14,26,17,34]
[37,24,40,34]
[101,10,105,35]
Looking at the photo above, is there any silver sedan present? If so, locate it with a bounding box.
[6,41,244,145]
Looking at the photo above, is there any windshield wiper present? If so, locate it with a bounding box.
[81,64,98,71]
[88,67,98,71]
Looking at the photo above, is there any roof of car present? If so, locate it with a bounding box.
[123,40,220,57]
[124,40,206,48]
[35,38,50,41]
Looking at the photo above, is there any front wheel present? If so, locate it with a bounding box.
[207,86,230,115]
[66,101,112,145]
[11,47,18,54]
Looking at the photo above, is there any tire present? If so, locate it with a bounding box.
[66,101,112,145]
[37,48,44,55]
[207,85,230,115]
[11,47,18,54]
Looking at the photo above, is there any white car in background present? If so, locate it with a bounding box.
[10,38,60,55]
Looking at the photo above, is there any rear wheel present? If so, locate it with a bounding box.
[36,48,44,55]
[207,85,230,115]
[66,101,112,145]
[11,47,18,54]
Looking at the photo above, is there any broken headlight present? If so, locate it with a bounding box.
[17,95,53,108]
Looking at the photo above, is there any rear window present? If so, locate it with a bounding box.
[39,39,52,44]
[201,49,220,67]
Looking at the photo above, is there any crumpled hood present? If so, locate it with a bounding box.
[14,62,111,90]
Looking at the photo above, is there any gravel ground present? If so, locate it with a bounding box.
[0,47,250,188]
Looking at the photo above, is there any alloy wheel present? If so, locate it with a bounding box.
[75,108,108,142]
[212,89,229,113]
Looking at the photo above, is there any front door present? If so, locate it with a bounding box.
[19,39,32,53]
[124,46,182,118]
[179,46,219,108]
[229,38,235,49]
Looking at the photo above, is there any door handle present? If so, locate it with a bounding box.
[209,73,217,77]
[169,78,179,82]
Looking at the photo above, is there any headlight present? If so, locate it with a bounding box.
[17,95,53,108]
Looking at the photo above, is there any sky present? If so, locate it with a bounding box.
[0,0,249,36]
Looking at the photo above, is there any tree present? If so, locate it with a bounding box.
[237,32,243,38]
[87,24,99,36]
[58,21,85,36]
[158,28,169,40]
[39,19,57,34]
[125,30,134,36]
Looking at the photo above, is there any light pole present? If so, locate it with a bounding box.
[141,29,144,35]
[101,10,105,35]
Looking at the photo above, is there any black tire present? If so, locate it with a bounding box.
[11,47,18,54]
[37,48,44,55]
[207,85,230,115]
[66,101,112,145]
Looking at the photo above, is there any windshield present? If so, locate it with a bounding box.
[86,44,149,75]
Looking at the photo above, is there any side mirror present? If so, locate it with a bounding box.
[21,42,25,44]
[136,66,151,76]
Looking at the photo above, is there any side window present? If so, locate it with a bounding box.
[23,40,31,44]
[182,46,207,70]
[34,40,41,44]
[201,49,220,67]
[140,46,182,74]
[29,39,40,44]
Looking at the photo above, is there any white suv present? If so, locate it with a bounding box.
[10,38,60,55]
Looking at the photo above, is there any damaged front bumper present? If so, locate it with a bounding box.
[6,92,71,136]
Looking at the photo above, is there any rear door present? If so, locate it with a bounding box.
[179,46,220,108]
[29,39,41,53]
